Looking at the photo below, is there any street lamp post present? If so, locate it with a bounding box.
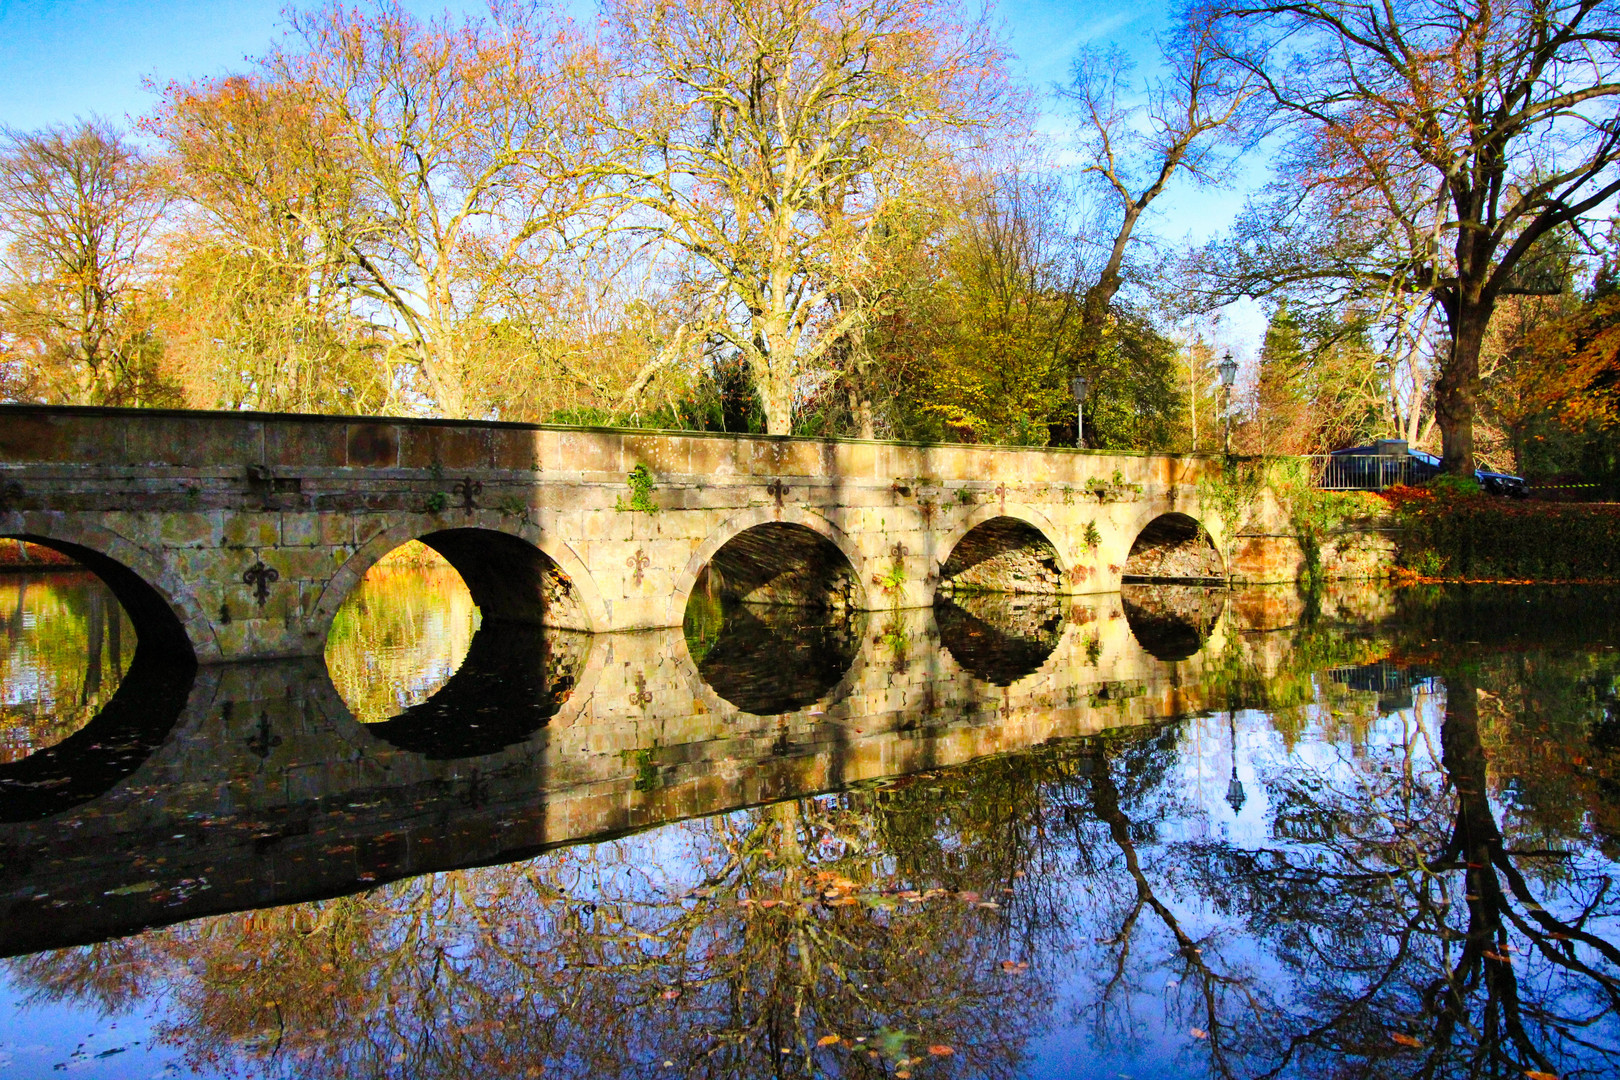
[1070,375,1089,449]
[1217,351,1238,457]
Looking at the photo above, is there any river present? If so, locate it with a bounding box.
[0,563,1616,1079]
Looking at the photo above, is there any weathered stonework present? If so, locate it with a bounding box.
[2,405,1246,662]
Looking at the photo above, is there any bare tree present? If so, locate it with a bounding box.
[1206,0,1620,474]
[0,118,168,404]
[590,0,1011,435]
[1064,17,1258,337]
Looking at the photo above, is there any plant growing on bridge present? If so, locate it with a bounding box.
[1195,458,1267,577]
[615,464,658,513]
[1269,459,1380,589]
[424,490,449,514]
[1084,470,1143,504]
[1083,521,1102,552]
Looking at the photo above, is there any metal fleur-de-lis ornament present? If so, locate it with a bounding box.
[766,478,787,509]
[454,478,483,514]
[626,547,650,587]
[995,482,1008,513]
[242,561,279,607]
[629,671,653,708]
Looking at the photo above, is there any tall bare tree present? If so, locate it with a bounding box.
[1063,16,1258,337]
[0,119,168,405]
[591,0,1010,435]
[1206,0,1620,474]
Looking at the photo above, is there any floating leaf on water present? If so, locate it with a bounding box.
[1190,1028,1208,1040]
[103,882,158,896]
[1390,1033,1422,1047]
[817,1035,841,1047]
[928,1044,954,1056]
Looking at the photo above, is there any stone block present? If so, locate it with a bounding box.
[263,545,344,583]
[0,411,115,463]
[553,431,621,477]
[623,434,690,477]
[223,515,279,548]
[686,436,743,478]
[280,513,321,546]
[266,422,346,469]
[400,425,490,470]
[310,514,351,547]
[345,424,400,468]
[828,440,878,479]
[160,512,219,548]
[491,429,540,471]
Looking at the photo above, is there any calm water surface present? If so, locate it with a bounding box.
[0,566,1617,1080]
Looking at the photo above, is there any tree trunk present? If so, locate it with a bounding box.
[755,316,794,436]
[1435,300,1490,476]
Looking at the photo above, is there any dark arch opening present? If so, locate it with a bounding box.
[417,528,587,630]
[695,522,860,611]
[937,517,1062,597]
[2,534,194,660]
[684,523,863,715]
[0,538,195,820]
[1121,514,1224,583]
[1120,584,1226,662]
[936,593,1063,685]
[326,535,590,758]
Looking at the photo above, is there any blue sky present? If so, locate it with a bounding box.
[0,0,1265,351]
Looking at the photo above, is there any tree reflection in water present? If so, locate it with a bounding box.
[3,586,1619,1079]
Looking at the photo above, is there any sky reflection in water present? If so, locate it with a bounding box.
[0,567,1617,1080]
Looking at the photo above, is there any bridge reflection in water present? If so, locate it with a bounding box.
[0,567,1392,958]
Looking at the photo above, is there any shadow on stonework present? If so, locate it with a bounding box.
[934,593,1064,685]
[0,647,194,822]
[361,624,592,759]
[684,593,865,715]
[1120,584,1226,662]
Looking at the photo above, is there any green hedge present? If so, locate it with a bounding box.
[1386,486,1620,580]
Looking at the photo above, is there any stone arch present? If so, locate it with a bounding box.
[0,514,208,662]
[672,506,868,622]
[933,504,1071,598]
[313,512,606,637]
[1120,511,1225,582]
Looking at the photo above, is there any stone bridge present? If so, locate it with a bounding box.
[0,405,1265,664]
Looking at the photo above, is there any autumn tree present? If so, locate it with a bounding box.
[262,0,601,419]
[148,76,394,413]
[1204,0,1620,474]
[0,118,172,405]
[590,0,1010,435]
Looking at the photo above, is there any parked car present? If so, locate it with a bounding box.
[1326,443,1529,497]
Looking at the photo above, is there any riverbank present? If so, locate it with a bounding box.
[0,540,77,571]
[1382,486,1620,581]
